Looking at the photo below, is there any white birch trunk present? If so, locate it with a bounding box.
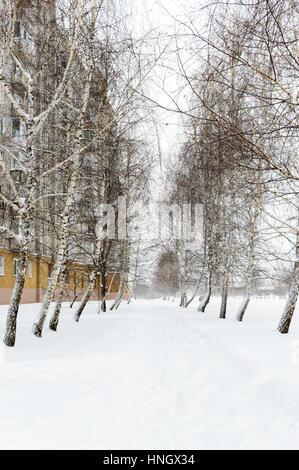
[236,295,251,322]
[114,275,127,310]
[278,218,299,333]
[219,235,232,319]
[110,266,128,311]
[97,271,116,313]
[198,271,212,312]
[48,263,68,332]
[32,175,77,336]
[179,250,188,308]
[185,272,204,307]
[3,249,27,346]
[236,162,262,322]
[110,146,132,311]
[74,270,97,322]
[219,274,229,319]
[278,270,299,333]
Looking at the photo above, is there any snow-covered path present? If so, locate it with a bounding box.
[0,297,299,449]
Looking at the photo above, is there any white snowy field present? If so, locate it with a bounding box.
[0,296,299,450]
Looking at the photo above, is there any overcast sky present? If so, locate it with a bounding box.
[123,1,191,164]
[127,0,207,160]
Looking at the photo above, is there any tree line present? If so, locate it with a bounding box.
[156,0,298,333]
[0,0,157,346]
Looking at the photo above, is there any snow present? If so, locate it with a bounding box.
[0,296,299,450]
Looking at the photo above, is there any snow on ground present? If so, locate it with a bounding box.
[0,296,299,450]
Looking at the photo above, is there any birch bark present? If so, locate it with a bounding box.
[236,162,263,322]
[278,214,299,333]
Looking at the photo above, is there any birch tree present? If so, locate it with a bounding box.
[32,0,101,337]
[0,0,84,346]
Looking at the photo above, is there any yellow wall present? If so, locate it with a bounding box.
[0,247,120,293]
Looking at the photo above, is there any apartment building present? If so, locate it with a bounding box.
[0,0,122,304]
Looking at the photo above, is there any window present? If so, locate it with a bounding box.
[12,118,21,137]
[13,94,23,106]
[28,261,32,279]
[61,106,68,121]
[23,26,34,52]
[61,57,67,69]
[11,216,20,235]
[14,22,34,50]
[13,259,19,276]
[57,56,67,77]
[0,256,4,276]
[11,152,20,170]
[29,220,35,237]
[84,128,93,140]
[11,151,25,171]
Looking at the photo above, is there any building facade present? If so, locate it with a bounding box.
[0,245,121,304]
[0,0,124,305]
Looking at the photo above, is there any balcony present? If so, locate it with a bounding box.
[12,134,26,148]
[10,71,25,94]
[11,118,26,149]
